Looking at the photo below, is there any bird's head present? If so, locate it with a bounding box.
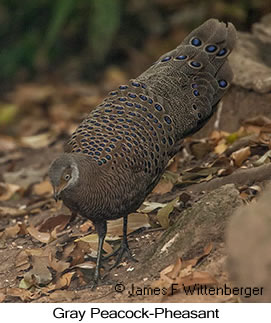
[48,153,80,201]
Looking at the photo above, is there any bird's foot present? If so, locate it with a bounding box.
[110,242,137,269]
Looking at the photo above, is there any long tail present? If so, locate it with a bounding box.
[136,19,237,139]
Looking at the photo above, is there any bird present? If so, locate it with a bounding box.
[48,18,236,286]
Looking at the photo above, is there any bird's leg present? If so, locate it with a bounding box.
[92,220,107,287]
[111,215,138,269]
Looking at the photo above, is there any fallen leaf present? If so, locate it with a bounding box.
[0,135,17,152]
[0,183,21,201]
[80,220,94,233]
[39,214,71,233]
[231,146,251,167]
[5,287,33,302]
[3,167,48,190]
[75,234,113,255]
[214,141,228,155]
[253,150,271,166]
[4,223,21,238]
[152,179,173,195]
[73,261,96,270]
[48,254,70,273]
[27,226,53,244]
[32,180,52,196]
[15,250,31,272]
[107,213,150,236]
[138,201,166,213]
[0,292,5,302]
[157,197,178,229]
[54,272,75,289]
[24,255,52,286]
[20,133,53,149]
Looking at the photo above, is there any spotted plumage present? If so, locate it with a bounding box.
[49,19,236,286]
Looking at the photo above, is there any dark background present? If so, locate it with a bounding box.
[1,0,270,88]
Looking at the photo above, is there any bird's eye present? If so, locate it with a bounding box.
[65,174,71,181]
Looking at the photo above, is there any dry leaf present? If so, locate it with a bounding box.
[152,179,173,195]
[231,146,251,167]
[32,180,52,196]
[20,133,53,149]
[138,201,166,213]
[39,213,71,233]
[157,197,178,229]
[253,150,271,166]
[0,292,5,302]
[4,223,21,238]
[27,226,53,244]
[80,220,94,233]
[24,255,52,286]
[75,234,113,255]
[0,182,21,201]
[107,213,150,236]
[5,287,33,301]
[15,250,31,272]
[3,167,48,190]
[48,254,70,273]
[214,141,228,155]
[54,272,75,289]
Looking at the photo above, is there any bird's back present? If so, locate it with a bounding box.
[64,19,236,215]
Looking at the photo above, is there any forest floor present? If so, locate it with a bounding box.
[0,80,270,303]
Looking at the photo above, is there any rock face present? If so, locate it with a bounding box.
[139,184,242,277]
[226,186,271,302]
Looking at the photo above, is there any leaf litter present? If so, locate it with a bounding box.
[1,69,271,302]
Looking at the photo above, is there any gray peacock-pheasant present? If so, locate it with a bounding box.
[49,18,236,286]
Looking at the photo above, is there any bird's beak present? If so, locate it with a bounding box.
[53,187,61,202]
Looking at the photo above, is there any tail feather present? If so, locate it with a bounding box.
[136,18,236,140]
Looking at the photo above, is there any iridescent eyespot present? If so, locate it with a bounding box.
[189,61,202,68]
[192,104,197,110]
[217,48,227,57]
[218,80,228,88]
[128,93,136,98]
[205,45,218,53]
[198,113,202,119]
[139,95,147,101]
[175,55,187,60]
[155,104,162,111]
[132,81,140,87]
[168,137,173,145]
[164,115,172,124]
[119,85,128,90]
[191,38,202,46]
[192,83,198,88]
[193,90,200,96]
[161,56,171,62]
[110,91,117,95]
[118,97,126,102]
